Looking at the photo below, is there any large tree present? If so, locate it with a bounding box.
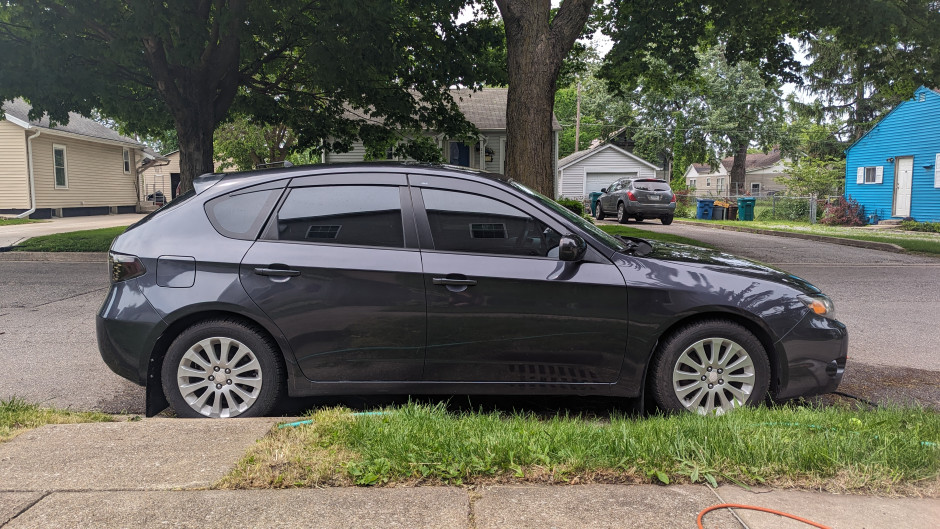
[0,1,500,192]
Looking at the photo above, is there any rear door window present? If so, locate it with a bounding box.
[272,185,405,248]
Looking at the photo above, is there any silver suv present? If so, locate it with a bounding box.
[595,178,675,225]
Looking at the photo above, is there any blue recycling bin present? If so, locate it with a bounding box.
[696,199,715,220]
[589,192,603,217]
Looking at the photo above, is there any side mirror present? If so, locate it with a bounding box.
[558,233,587,262]
[600,187,607,193]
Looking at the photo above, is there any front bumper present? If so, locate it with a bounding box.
[773,313,848,400]
[96,280,167,386]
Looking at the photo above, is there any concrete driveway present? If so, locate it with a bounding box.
[0,214,146,248]
[623,220,940,373]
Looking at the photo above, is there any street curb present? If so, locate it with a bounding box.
[0,251,107,262]
[673,220,906,253]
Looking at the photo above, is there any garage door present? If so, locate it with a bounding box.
[586,172,637,194]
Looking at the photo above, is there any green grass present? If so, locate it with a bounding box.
[682,219,940,255]
[12,226,126,252]
[0,398,113,442]
[219,403,940,494]
[0,218,43,226]
[599,224,714,249]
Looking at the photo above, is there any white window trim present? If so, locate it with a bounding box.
[858,165,884,185]
[717,177,725,191]
[751,182,761,193]
[123,148,131,174]
[934,153,940,188]
[706,177,711,187]
[53,144,68,189]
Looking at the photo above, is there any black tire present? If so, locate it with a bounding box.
[661,215,674,225]
[162,319,285,418]
[617,203,628,224]
[650,320,769,415]
[595,202,605,220]
[634,215,645,223]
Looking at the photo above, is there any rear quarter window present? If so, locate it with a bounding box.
[205,189,282,240]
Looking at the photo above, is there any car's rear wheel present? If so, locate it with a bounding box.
[661,215,674,225]
[617,203,628,224]
[595,202,605,220]
[162,319,284,418]
[650,320,769,415]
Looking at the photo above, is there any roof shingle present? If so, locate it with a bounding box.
[2,99,141,146]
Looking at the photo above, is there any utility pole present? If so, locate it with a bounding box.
[575,80,581,152]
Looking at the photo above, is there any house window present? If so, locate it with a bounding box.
[706,178,711,188]
[53,145,68,188]
[687,179,695,189]
[751,182,761,195]
[717,177,725,191]
[123,148,131,173]
[865,167,877,183]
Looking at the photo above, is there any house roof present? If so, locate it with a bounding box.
[2,99,141,146]
[450,88,562,132]
[689,148,783,176]
[557,142,661,172]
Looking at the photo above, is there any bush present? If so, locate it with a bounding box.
[900,220,940,233]
[820,196,864,226]
[557,197,584,216]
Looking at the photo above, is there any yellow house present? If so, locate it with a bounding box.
[0,99,145,219]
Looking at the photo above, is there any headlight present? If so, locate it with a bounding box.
[798,294,835,319]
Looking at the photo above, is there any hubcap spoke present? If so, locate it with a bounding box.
[675,381,705,399]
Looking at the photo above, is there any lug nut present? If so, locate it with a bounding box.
[708,383,714,389]
[226,379,232,385]
[707,367,713,372]
[208,375,215,381]
[718,379,724,385]
[215,383,223,389]
[213,366,220,372]
[225,368,231,374]
[700,375,707,381]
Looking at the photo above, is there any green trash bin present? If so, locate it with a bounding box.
[737,197,756,221]
[589,192,603,217]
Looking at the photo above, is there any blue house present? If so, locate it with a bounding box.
[845,86,940,222]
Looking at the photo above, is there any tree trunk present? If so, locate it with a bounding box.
[729,142,748,196]
[496,0,594,197]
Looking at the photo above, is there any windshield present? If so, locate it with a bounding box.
[509,181,627,252]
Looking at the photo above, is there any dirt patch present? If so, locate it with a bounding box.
[816,361,940,411]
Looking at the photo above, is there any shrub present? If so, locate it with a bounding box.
[900,220,940,233]
[820,196,864,226]
[557,197,584,216]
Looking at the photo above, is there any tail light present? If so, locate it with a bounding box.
[109,252,146,283]
[671,193,677,203]
[627,191,637,201]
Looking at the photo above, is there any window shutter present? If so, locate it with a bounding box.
[856,167,864,184]
[935,154,940,188]
[875,166,884,184]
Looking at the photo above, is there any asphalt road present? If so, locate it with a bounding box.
[0,224,936,414]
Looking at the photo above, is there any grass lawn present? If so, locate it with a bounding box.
[598,224,714,249]
[0,398,113,442]
[0,218,44,226]
[218,402,940,494]
[682,219,940,255]
[12,226,126,252]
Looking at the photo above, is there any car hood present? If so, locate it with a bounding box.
[630,241,822,294]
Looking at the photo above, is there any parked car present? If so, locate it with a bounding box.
[596,178,676,224]
[97,163,846,418]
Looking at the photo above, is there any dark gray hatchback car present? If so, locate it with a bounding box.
[596,177,676,224]
[97,163,846,418]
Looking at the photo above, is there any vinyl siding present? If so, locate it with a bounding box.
[31,133,137,208]
[324,141,369,164]
[0,120,29,209]
[846,87,940,222]
[140,152,180,199]
[557,146,658,199]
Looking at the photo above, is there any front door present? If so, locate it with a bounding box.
[448,142,470,167]
[170,173,181,199]
[894,156,913,217]
[413,183,629,384]
[240,181,426,382]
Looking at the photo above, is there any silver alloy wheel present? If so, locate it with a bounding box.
[617,203,625,222]
[672,337,756,415]
[175,336,263,418]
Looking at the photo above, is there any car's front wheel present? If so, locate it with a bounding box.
[162,319,284,418]
[650,320,769,415]
[617,203,628,224]
[661,215,674,225]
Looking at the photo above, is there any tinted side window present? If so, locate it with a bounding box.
[205,189,281,240]
[421,189,559,257]
[274,186,404,248]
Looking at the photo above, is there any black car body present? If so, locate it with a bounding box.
[596,178,676,224]
[97,163,846,418]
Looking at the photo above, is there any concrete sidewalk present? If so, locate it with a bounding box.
[0,214,145,248]
[1,420,937,528]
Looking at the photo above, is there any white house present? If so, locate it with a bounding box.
[321,88,562,178]
[556,143,661,200]
[683,148,789,197]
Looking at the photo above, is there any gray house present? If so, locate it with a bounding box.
[321,88,563,178]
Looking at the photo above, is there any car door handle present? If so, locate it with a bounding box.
[254,267,301,277]
[432,278,477,286]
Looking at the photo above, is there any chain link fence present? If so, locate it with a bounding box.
[676,194,840,223]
